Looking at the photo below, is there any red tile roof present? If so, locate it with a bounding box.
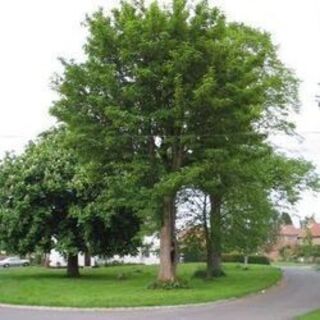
[311,223,320,237]
[280,225,300,237]
[298,223,320,238]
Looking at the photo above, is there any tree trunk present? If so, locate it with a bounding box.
[205,232,214,278]
[244,255,249,269]
[84,251,91,267]
[43,253,50,268]
[209,194,224,277]
[67,254,80,278]
[202,195,214,279]
[158,196,177,282]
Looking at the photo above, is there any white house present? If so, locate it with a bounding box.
[48,235,160,267]
[106,235,160,265]
[48,250,96,267]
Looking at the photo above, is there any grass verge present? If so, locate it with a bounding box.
[0,263,281,308]
[296,310,320,320]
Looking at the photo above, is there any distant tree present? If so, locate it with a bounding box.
[0,129,141,277]
[223,187,280,268]
[281,212,293,225]
[177,188,209,264]
[301,215,316,228]
[178,152,318,277]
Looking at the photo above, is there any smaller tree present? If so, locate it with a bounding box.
[179,226,206,263]
[223,188,280,268]
[0,129,141,277]
[177,189,211,268]
[281,212,293,225]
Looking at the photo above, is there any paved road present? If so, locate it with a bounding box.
[0,267,319,320]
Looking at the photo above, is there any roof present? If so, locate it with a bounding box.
[280,225,300,237]
[298,223,320,238]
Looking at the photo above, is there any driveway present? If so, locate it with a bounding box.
[0,267,319,320]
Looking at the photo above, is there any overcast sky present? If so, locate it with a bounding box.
[0,0,319,223]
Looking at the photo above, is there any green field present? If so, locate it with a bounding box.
[0,263,281,308]
[297,310,320,320]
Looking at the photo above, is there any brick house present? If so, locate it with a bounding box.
[267,220,320,261]
[267,225,300,260]
[297,222,320,245]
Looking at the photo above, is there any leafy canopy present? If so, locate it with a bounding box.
[0,128,141,257]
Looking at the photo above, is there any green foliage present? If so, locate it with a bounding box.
[222,254,270,265]
[180,229,270,265]
[218,152,317,257]
[148,278,190,290]
[281,212,293,225]
[179,226,206,262]
[50,0,303,220]
[182,245,206,263]
[278,244,320,263]
[192,267,226,279]
[0,128,141,262]
[279,245,296,261]
[297,245,320,259]
[192,268,209,279]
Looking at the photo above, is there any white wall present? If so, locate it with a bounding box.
[48,250,96,267]
[49,235,160,267]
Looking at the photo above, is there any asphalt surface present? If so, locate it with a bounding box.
[0,267,319,320]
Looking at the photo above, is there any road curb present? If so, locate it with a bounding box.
[0,298,239,313]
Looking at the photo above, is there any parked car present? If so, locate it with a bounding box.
[0,257,30,268]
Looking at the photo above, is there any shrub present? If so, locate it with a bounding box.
[193,268,226,279]
[104,260,144,267]
[179,227,206,263]
[248,255,270,265]
[180,242,205,263]
[282,245,320,262]
[222,254,270,265]
[116,272,128,280]
[182,249,205,263]
[148,278,190,290]
[182,252,270,265]
[192,269,208,279]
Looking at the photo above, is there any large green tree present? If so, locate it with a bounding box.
[51,0,302,282]
[0,129,141,277]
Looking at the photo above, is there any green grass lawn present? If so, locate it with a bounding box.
[297,310,320,320]
[0,263,281,308]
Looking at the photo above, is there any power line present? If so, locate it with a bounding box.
[1,130,320,139]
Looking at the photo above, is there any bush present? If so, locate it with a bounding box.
[116,272,128,280]
[222,254,270,265]
[179,227,206,263]
[104,260,144,267]
[182,251,270,265]
[192,269,208,279]
[248,255,270,265]
[180,243,205,263]
[193,268,226,279]
[182,250,205,263]
[148,278,190,290]
[311,245,320,258]
[280,245,320,262]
